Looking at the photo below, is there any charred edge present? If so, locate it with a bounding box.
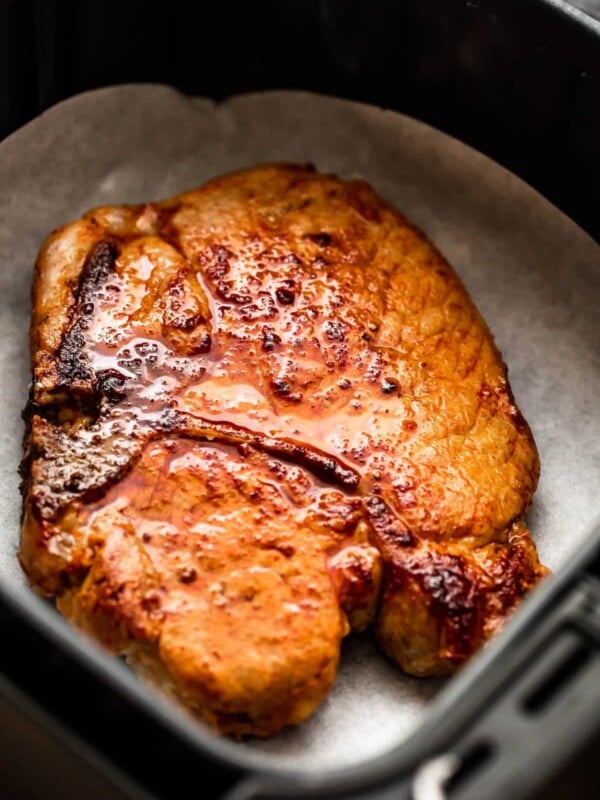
[171,414,360,492]
[56,241,118,386]
[18,388,36,502]
[388,551,482,659]
[365,495,415,547]
[510,406,529,435]
[58,457,140,512]
[23,369,126,433]
[78,240,118,303]
[499,377,532,437]
[262,440,359,490]
[489,532,548,611]
[27,427,155,524]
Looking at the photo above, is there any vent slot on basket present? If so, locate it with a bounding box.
[522,641,592,714]
[446,741,494,795]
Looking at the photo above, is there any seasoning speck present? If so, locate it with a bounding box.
[381,378,399,395]
[179,567,198,584]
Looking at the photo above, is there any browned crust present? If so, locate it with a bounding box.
[20,163,548,737]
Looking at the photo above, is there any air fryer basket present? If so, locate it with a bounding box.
[0,2,599,800]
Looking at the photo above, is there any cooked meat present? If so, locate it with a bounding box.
[20,164,547,737]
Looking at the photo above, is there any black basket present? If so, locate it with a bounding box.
[2,0,600,240]
[1,2,599,799]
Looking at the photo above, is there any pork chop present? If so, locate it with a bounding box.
[20,164,547,737]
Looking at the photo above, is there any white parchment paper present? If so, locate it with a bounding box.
[0,85,598,771]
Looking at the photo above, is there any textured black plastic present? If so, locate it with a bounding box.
[1,2,600,799]
[0,595,243,799]
[246,526,600,800]
[1,0,600,239]
[2,525,598,800]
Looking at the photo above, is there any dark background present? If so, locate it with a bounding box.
[0,1,599,799]
[2,0,600,240]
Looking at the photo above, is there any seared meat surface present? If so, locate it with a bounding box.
[20,164,547,737]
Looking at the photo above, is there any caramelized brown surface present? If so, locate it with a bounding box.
[20,164,547,737]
